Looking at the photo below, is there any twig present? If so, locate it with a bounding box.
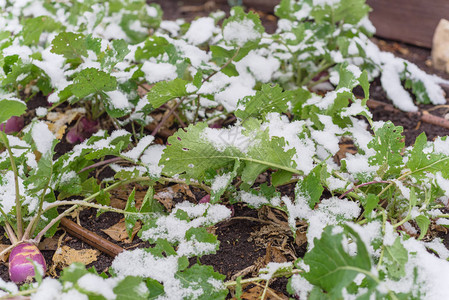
[78,157,122,174]
[366,99,449,130]
[60,218,124,257]
[151,98,185,136]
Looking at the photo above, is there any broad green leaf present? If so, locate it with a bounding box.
[406,133,449,178]
[51,32,88,60]
[304,225,375,297]
[368,121,404,178]
[69,68,117,98]
[146,78,188,109]
[125,188,138,240]
[60,263,89,283]
[361,194,379,217]
[175,264,227,300]
[114,276,149,300]
[22,16,62,46]
[383,237,408,280]
[295,165,324,209]
[147,279,164,300]
[161,122,297,184]
[0,99,26,124]
[415,215,430,240]
[235,84,294,121]
[271,169,293,187]
[222,7,264,47]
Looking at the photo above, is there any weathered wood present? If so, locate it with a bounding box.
[366,0,449,48]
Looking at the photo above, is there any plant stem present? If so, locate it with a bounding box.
[151,98,185,136]
[224,269,303,287]
[260,279,270,300]
[23,170,52,240]
[0,133,23,240]
[0,287,37,299]
[42,200,145,215]
[203,47,241,84]
[33,177,150,243]
[4,224,18,244]
[339,180,390,199]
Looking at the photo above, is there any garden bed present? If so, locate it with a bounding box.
[1,0,449,299]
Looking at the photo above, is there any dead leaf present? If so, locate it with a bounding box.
[233,285,288,300]
[46,108,85,139]
[154,184,195,210]
[102,218,141,243]
[0,244,11,262]
[51,245,99,272]
[38,237,59,251]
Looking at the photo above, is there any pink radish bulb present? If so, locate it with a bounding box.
[9,243,46,283]
[0,116,24,134]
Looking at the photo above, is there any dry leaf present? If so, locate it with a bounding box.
[46,108,85,139]
[52,245,99,268]
[233,285,288,300]
[154,184,195,210]
[38,237,59,251]
[0,244,11,262]
[102,218,141,243]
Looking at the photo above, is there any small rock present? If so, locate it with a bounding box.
[431,19,449,73]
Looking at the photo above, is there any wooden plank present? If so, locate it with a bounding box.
[366,0,449,48]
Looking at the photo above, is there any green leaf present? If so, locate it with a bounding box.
[60,263,89,283]
[415,215,430,240]
[69,68,117,99]
[210,161,239,203]
[0,99,27,124]
[161,122,297,184]
[146,78,188,109]
[235,84,293,121]
[295,165,324,209]
[114,276,149,300]
[368,121,404,178]
[21,16,62,46]
[146,278,165,299]
[271,169,293,187]
[361,194,379,217]
[383,237,408,280]
[125,188,138,240]
[175,264,227,300]
[222,7,264,47]
[304,225,375,297]
[51,32,88,60]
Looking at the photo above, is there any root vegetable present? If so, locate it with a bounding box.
[9,243,46,283]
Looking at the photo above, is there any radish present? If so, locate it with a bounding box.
[8,243,46,283]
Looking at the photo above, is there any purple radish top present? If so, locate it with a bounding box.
[9,243,46,283]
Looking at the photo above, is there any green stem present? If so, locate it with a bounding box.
[224,269,303,287]
[0,287,37,299]
[0,133,23,240]
[42,200,145,215]
[24,170,52,240]
[33,177,150,243]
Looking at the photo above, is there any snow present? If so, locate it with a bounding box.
[259,262,292,280]
[211,173,231,193]
[32,48,69,90]
[35,107,48,117]
[31,278,62,300]
[262,113,315,174]
[289,274,314,299]
[141,61,177,83]
[123,135,154,161]
[185,17,215,45]
[77,274,117,300]
[0,171,30,214]
[202,126,250,153]
[31,121,55,154]
[239,191,269,208]
[140,144,166,177]
[105,90,131,110]
[223,19,261,46]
